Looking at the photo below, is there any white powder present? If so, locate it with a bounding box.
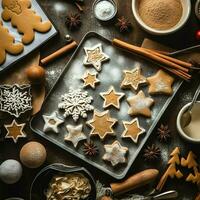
[94,0,115,20]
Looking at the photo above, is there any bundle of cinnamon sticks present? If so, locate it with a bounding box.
[112,39,194,81]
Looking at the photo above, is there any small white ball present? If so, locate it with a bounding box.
[0,159,23,184]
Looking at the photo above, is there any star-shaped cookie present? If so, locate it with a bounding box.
[121,118,145,143]
[127,90,154,117]
[64,124,87,148]
[87,110,117,140]
[102,140,128,166]
[100,86,125,109]
[4,119,26,143]
[81,71,100,89]
[121,66,147,91]
[147,70,174,95]
[43,112,64,133]
[83,44,109,71]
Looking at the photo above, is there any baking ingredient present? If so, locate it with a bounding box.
[83,141,99,156]
[157,124,171,142]
[94,0,116,21]
[115,16,132,32]
[66,13,81,30]
[143,144,161,162]
[183,103,200,140]
[26,65,45,84]
[138,0,183,30]
[46,173,91,200]
[20,141,46,168]
[0,159,22,184]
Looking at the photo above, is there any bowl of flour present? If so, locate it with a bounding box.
[132,0,191,35]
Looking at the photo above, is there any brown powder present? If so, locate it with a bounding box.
[138,0,183,30]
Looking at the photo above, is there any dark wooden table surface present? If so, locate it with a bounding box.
[1,0,200,199]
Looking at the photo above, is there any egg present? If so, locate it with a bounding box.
[20,141,47,168]
[0,159,23,184]
[26,65,45,84]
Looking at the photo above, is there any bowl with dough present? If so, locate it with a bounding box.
[30,163,96,200]
[132,0,191,35]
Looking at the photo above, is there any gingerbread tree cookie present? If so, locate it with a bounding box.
[4,119,26,143]
[81,71,100,89]
[127,90,154,117]
[0,20,23,65]
[156,147,183,192]
[87,110,117,140]
[83,44,109,72]
[181,151,200,185]
[121,66,146,91]
[102,140,128,166]
[100,86,125,109]
[121,118,145,143]
[2,0,52,44]
[147,70,174,95]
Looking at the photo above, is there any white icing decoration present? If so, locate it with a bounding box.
[58,88,94,122]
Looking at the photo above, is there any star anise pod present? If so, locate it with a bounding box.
[115,16,132,33]
[66,13,81,30]
[157,124,171,142]
[83,141,98,156]
[143,144,161,162]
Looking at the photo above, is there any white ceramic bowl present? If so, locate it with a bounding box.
[132,0,191,35]
[176,101,200,143]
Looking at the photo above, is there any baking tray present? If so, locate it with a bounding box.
[0,0,57,72]
[30,32,182,179]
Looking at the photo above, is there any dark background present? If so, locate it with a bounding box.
[1,0,200,199]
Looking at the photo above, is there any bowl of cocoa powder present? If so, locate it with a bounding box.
[132,0,191,35]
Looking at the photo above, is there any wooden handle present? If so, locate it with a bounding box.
[112,39,189,73]
[41,41,77,65]
[110,169,159,195]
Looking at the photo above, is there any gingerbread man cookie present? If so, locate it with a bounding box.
[0,20,23,64]
[2,0,52,44]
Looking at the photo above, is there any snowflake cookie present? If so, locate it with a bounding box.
[0,84,32,118]
[83,44,109,72]
[58,88,94,122]
[102,140,128,166]
[4,119,26,143]
[43,112,64,133]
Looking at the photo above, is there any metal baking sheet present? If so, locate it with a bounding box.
[0,0,57,72]
[30,32,182,179]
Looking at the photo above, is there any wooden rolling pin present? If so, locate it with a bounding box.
[100,169,159,200]
[41,41,77,65]
[110,169,159,195]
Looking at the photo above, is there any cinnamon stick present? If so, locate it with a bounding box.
[41,41,77,65]
[112,39,189,73]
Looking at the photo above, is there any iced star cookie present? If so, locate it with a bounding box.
[81,71,100,89]
[64,124,87,148]
[147,70,174,95]
[58,88,94,122]
[121,118,145,143]
[102,140,128,166]
[87,110,117,140]
[100,86,125,109]
[0,20,23,65]
[121,66,147,91]
[42,112,64,133]
[83,44,109,72]
[127,90,154,117]
[4,119,26,143]
[2,0,52,44]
